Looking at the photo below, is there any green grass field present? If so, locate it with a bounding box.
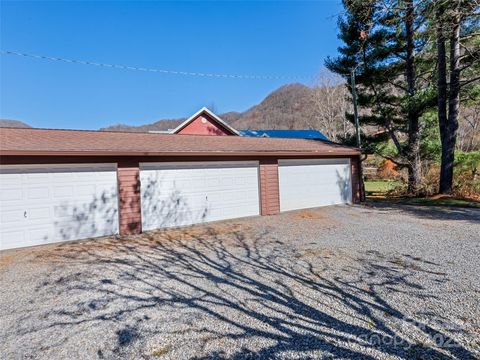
[364,180,402,194]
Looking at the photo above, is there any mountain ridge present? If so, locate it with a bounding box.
[1,82,348,137]
[0,119,32,128]
[100,83,320,132]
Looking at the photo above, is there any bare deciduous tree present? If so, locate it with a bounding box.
[457,104,480,151]
[311,71,353,142]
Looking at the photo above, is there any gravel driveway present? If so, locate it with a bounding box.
[1,203,479,359]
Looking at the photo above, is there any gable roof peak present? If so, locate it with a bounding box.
[170,107,240,135]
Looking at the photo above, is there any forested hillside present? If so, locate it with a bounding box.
[101,83,321,132]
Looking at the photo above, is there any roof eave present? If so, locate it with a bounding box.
[0,149,361,157]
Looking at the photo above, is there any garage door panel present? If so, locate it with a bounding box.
[27,206,51,221]
[52,209,118,240]
[0,164,119,250]
[54,220,116,240]
[30,226,54,242]
[279,159,352,212]
[0,230,25,246]
[0,188,23,201]
[27,186,51,199]
[1,208,25,224]
[52,185,74,198]
[280,158,350,166]
[141,162,260,230]
[77,184,97,195]
[146,203,206,229]
[0,174,22,188]
[142,194,207,229]
[23,172,51,182]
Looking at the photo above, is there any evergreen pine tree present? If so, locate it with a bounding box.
[326,0,436,194]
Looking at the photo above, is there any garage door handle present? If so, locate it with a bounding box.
[24,211,27,218]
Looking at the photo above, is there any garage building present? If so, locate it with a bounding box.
[0,113,361,250]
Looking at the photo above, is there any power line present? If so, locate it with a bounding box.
[1,50,311,81]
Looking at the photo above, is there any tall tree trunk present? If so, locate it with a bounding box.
[437,15,448,144]
[440,7,461,194]
[405,0,421,194]
[437,8,449,193]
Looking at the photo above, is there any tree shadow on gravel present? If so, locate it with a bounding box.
[365,201,480,224]
[13,223,477,359]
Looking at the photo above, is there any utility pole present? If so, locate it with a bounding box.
[350,67,366,202]
[350,68,361,148]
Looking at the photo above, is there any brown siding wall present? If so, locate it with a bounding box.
[259,159,280,215]
[351,156,361,204]
[117,160,142,235]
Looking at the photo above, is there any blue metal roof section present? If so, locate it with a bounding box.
[239,129,329,141]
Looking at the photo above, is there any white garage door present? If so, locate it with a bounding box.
[0,164,119,250]
[140,161,260,230]
[279,159,352,212]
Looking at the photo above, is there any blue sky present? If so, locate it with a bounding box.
[1,1,343,130]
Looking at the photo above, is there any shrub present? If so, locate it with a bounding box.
[379,152,480,200]
[454,151,480,200]
[376,159,401,180]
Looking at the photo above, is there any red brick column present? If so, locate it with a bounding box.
[117,160,142,235]
[351,156,362,204]
[259,159,280,215]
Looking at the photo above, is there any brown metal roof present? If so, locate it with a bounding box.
[0,127,360,157]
